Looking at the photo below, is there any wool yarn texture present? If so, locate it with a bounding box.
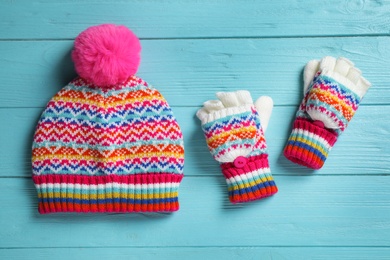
[284,56,371,170]
[196,91,278,203]
[31,24,185,214]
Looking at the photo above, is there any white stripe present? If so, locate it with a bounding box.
[35,182,180,190]
[225,167,271,185]
[294,128,333,149]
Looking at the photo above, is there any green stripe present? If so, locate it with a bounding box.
[227,171,272,189]
[37,186,179,195]
[289,130,330,153]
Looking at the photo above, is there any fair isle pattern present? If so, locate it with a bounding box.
[296,72,361,135]
[284,71,361,169]
[201,107,267,162]
[32,76,184,213]
[221,154,277,203]
[200,106,276,203]
[305,74,361,132]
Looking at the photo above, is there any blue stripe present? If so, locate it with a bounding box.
[202,111,252,130]
[320,75,361,102]
[229,180,277,196]
[287,140,327,162]
[39,197,178,205]
[32,139,184,150]
[33,164,184,175]
[289,132,330,153]
[41,109,174,124]
[54,187,177,195]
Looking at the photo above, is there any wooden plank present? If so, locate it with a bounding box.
[1,0,390,39]
[1,176,390,247]
[1,105,388,177]
[1,247,390,260]
[0,37,389,108]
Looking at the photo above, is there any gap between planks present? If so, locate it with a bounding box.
[0,33,390,42]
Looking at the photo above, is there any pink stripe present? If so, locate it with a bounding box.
[35,120,182,133]
[32,173,183,185]
[220,154,270,178]
[47,101,103,113]
[34,120,183,144]
[33,157,184,168]
[47,99,172,118]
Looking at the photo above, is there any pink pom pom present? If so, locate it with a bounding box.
[72,24,141,87]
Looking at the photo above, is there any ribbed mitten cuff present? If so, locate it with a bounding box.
[32,173,183,214]
[284,118,338,169]
[220,154,277,203]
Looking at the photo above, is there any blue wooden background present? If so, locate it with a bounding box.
[1,0,390,259]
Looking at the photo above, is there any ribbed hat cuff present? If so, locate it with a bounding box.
[32,173,183,214]
[220,154,278,203]
[284,118,338,170]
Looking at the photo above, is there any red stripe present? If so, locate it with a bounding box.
[33,173,183,185]
[229,186,278,203]
[38,201,180,214]
[221,154,269,179]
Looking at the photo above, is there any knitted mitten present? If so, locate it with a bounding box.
[196,91,277,203]
[284,56,371,169]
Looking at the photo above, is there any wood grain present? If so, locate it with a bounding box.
[1,176,390,247]
[1,0,390,258]
[0,37,389,108]
[1,0,390,39]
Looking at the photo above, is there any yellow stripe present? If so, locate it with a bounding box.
[227,176,274,192]
[53,95,166,108]
[292,136,329,157]
[38,191,179,200]
[32,152,184,162]
[206,126,257,144]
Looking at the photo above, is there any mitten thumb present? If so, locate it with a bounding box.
[303,59,320,94]
[254,96,273,133]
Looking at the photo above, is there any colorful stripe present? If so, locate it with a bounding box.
[221,154,277,203]
[284,118,337,169]
[33,173,182,213]
[200,104,276,202]
[32,76,184,213]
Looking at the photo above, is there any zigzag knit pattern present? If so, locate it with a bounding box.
[304,73,361,133]
[201,107,277,203]
[32,76,184,213]
[201,107,266,161]
[285,72,361,169]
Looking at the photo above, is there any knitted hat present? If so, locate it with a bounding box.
[31,24,185,214]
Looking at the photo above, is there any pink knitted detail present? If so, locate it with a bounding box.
[72,24,141,87]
